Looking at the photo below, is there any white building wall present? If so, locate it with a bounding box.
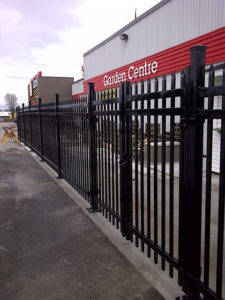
[84,0,225,80]
[72,79,84,95]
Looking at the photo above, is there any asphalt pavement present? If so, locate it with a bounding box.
[0,123,164,300]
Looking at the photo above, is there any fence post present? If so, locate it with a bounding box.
[55,94,61,179]
[87,82,98,212]
[29,102,33,151]
[119,82,132,239]
[22,103,26,145]
[179,45,206,299]
[16,106,20,141]
[38,98,43,161]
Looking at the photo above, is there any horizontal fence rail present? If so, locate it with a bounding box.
[17,46,225,300]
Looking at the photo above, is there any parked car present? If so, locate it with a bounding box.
[0,118,4,122]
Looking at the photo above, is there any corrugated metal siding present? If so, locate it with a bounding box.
[72,79,84,95]
[84,26,225,93]
[84,0,225,80]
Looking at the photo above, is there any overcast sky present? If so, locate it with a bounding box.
[0,0,161,105]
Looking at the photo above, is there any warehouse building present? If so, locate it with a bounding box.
[72,0,225,172]
[73,0,224,94]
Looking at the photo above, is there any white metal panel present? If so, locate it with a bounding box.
[72,79,84,95]
[84,0,225,80]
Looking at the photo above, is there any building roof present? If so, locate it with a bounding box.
[72,78,84,84]
[83,0,171,57]
[39,76,74,79]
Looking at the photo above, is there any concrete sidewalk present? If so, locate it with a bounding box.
[0,125,165,300]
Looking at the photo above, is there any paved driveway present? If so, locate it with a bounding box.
[0,123,164,300]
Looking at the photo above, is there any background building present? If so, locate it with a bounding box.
[72,0,225,172]
[28,72,74,105]
[72,78,84,100]
[0,111,10,121]
[72,0,224,95]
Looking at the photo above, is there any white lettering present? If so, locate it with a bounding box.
[103,61,158,87]
[148,63,151,75]
[103,72,126,87]
[113,72,118,84]
[151,61,158,73]
[134,67,139,78]
[128,66,134,80]
[144,61,148,76]
[104,75,108,87]
[139,66,145,77]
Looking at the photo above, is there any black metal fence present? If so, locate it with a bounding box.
[17,46,225,300]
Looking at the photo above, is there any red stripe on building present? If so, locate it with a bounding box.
[83,26,225,93]
[72,92,84,99]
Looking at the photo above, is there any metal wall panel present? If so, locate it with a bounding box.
[72,79,84,95]
[84,0,225,80]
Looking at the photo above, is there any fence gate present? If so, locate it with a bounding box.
[17,45,225,300]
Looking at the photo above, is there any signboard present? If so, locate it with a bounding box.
[29,71,42,104]
[104,61,158,87]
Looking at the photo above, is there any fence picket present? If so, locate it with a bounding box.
[17,46,225,300]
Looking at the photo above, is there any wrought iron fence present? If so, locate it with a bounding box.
[17,46,225,300]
